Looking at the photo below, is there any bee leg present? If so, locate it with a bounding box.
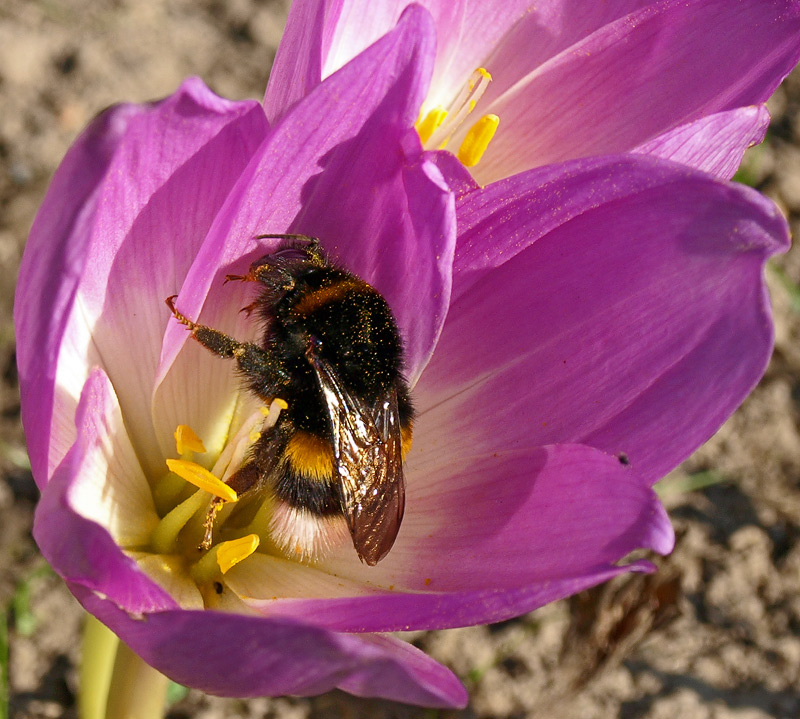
[200,498,224,550]
[239,300,259,317]
[198,463,264,550]
[225,461,264,496]
[166,295,271,368]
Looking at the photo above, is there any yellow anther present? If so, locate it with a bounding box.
[416,107,449,144]
[216,534,260,574]
[457,114,500,167]
[249,429,262,443]
[166,459,238,502]
[477,67,492,82]
[174,425,206,455]
[274,398,289,410]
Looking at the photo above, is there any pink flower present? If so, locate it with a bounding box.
[14,4,793,708]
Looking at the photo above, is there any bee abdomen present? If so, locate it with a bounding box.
[284,430,334,481]
[269,430,349,562]
[274,430,342,516]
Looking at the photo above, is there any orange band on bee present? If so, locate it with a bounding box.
[401,422,413,459]
[284,431,335,480]
[291,278,370,315]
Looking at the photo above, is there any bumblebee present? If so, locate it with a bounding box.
[166,235,413,565]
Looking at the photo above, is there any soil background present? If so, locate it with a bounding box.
[2,2,800,718]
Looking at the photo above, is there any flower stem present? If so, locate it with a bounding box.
[80,614,170,719]
[79,615,119,719]
[105,641,170,719]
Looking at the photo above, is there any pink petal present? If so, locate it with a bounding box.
[16,78,268,484]
[34,368,177,613]
[237,444,672,631]
[15,101,144,486]
[418,155,788,485]
[71,585,468,707]
[473,0,800,182]
[266,1,540,120]
[263,0,341,123]
[633,105,771,179]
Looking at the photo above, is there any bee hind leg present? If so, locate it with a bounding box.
[225,461,264,496]
[198,463,264,550]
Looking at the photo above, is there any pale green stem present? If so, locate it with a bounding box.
[190,543,222,585]
[152,470,192,517]
[150,489,208,554]
[79,615,119,719]
[105,641,170,719]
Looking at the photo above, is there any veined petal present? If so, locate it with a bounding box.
[15,101,145,487]
[155,3,450,451]
[417,155,788,486]
[233,444,672,631]
[263,0,336,123]
[16,78,269,485]
[34,369,177,614]
[71,584,468,707]
[223,553,383,600]
[472,0,800,183]
[131,553,205,610]
[633,105,771,179]
[266,1,467,122]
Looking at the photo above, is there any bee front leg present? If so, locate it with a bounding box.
[165,296,276,378]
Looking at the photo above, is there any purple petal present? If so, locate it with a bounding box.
[265,1,454,123]
[246,563,657,634]
[263,0,337,123]
[417,155,788,486]
[16,78,268,485]
[34,369,177,614]
[155,4,451,448]
[71,585,467,707]
[14,101,144,486]
[473,0,800,182]
[633,105,771,179]
[266,1,460,122]
[234,444,672,631]
[476,0,654,102]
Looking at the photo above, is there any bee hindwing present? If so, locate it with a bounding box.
[308,354,405,565]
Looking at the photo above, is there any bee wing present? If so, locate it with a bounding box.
[309,355,405,565]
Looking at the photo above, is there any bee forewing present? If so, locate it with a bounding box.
[309,356,406,565]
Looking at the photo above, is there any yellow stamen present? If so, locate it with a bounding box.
[457,114,500,167]
[216,534,260,574]
[426,68,493,151]
[166,459,238,502]
[174,424,206,455]
[416,106,449,144]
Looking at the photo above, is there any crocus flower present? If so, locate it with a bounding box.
[268,0,800,183]
[14,4,791,710]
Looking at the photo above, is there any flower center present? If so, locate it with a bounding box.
[415,67,500,167]
[144,399,287,601]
